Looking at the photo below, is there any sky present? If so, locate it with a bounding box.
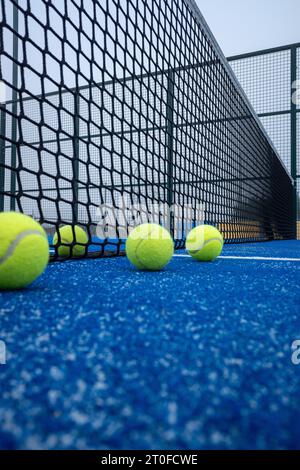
[197,0,300,57]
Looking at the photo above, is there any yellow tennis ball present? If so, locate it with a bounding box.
[126,223,174,271]
[53,225,88,258]
[0,212,49,290]
[186,225,224,261]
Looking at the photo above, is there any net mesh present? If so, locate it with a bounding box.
[0,0,295,260]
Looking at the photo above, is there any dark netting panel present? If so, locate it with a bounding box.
[298,180,300,239]
[298,47,300,111]
[0,0,295,260]
[260,114,291,174]
[298,113,300,175]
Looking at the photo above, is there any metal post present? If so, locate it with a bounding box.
[72,89,80,223]
[10,0,19,211]
[0,104,6,211]
[166,69,175,238]
[291,46,297,238]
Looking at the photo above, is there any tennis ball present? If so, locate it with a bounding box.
[0,212,49,290]
[53,225,88,258]
[126,223,174,271]
[186,225,223,261]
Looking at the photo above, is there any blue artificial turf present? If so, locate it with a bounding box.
[0,240,300,450]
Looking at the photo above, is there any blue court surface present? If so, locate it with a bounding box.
[0,240,300,450]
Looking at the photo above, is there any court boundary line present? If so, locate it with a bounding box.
[173,255,300,262]
[49,251,300,262]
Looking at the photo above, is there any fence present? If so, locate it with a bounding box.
[228,42,300,238]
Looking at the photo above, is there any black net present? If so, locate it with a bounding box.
[0,0,295,260]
